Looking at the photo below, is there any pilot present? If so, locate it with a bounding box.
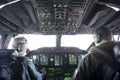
[12,36,28,56]
[12,36,43,80]
[76,27,117,80]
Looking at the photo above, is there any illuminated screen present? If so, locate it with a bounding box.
[40,54,48,65]
[48,68,55,77]
[29,55,38,64]
[64,72,71,76]
[69,54,77,65]
[55,55,59,66]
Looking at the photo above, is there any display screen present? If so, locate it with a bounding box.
[55,55,63,66]
[29,55,38,64]
[40,54,48,65]
[69,54,77,65]
[55,55,59,66]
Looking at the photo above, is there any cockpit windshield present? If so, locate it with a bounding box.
[8,34,119,51]
[61,35,93,50]
[8,34,94,50]
[8,34,56,50]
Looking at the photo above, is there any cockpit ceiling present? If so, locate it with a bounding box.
[0,0,120,35]
[0,0,39,34]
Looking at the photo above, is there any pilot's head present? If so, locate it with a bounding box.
[93,27,113,45]
[12,37,28,56]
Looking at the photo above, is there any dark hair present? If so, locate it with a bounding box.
[94,27,112,41]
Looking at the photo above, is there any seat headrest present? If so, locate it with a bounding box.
[114,42,120,62]
[0,49,16,56]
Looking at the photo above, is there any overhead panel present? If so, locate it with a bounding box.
[35,0,89,34]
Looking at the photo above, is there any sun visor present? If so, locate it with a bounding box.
[0,1,39,33]
[82,4,116,28]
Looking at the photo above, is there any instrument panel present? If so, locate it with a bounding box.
[28,47,86,80]
[29,53,80,66]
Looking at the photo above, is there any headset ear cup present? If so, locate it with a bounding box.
[17,43,25,52]
[94,34,101,43]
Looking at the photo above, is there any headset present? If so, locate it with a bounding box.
[13,37,27,53]
[17,43,27,52]
[93,27,112,43]
[93,33,101,43]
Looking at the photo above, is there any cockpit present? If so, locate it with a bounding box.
[0,0,120,80]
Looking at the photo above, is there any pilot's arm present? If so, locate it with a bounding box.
[27,59,43,80]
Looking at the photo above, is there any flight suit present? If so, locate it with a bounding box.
[77,41,116,80]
